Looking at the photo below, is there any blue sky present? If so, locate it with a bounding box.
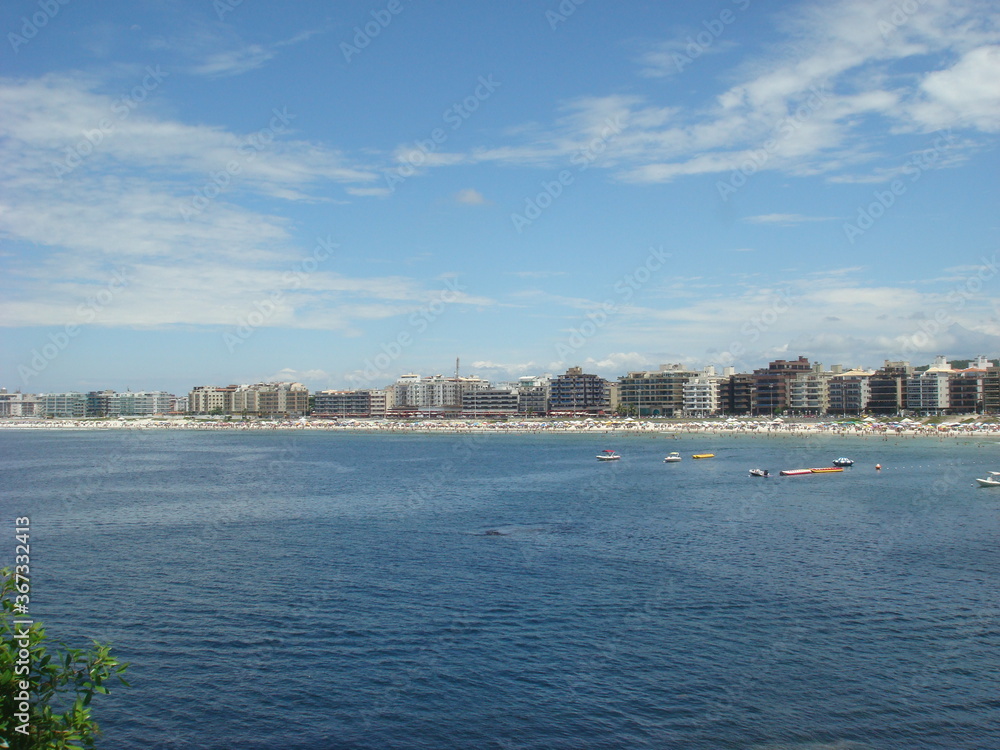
[1,0,998,395]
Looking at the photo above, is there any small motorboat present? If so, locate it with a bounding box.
[692,453,715,459]
[597,450,620,461]
[975,471,1000,487]
[779,469,812,476]
[832,457,854,467]
[663,452,682,462]
[749,468,769,477]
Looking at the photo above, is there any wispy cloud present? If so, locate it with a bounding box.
[191,45,275,77]
[454,188,487,205]
[396,0,997,187]
[0,74,497,332]
[743,213,837,225]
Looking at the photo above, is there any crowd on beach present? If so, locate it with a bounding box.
[3,416,1000,438]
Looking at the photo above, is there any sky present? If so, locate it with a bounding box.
[1,0,999,395]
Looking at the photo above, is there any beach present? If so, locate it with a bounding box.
[2,415,999,439]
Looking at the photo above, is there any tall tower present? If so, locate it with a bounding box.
[455,357,460,380]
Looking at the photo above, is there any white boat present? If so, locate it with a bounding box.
[597,450,620,461]
[663,452,682,462]
[975,471,1000,487]
[832,457,854,467]
[749,468,769,477]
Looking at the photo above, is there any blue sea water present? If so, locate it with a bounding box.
[2,428,1000,749]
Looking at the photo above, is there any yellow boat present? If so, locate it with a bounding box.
[809,467,843,473]
[692,453,715,459]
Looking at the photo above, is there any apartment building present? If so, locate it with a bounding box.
[906,356,952,415]
[0,391,39,417]
[618,364,697,417]
[827,368,874,415]
[682,367,730,417]
[752,357,812,416]
[549,367,611,414]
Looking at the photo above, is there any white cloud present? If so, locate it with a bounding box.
[455,188,487,205]
[744,213,837,225]
[390,0,998,186]
[0,75,499,333]
[910,45,1000,131]
[191,45,275,77]
[262,368,334,388]
[470,361,541,377]
[346,187,393,198]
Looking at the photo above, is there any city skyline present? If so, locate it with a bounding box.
[2,0,999,395]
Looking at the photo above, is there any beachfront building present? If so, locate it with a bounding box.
[369,389,388,417]
[722,373,757,415]
[231,382,309,418]
[827,368,874,415]
[188,385,237,414]
[550,367,611,414]
[391,373,423,413]
[867,361,913,415]
[515,375,550,415]
[388,373,491,415]
[37,392,88,418]
[948,356,994,414]
[682,366,729,417]
[86,390,114,417]
[462,388,519,415]
[188,382,308,417]
[110,391,175,416]
[787,364,831,415]
[0,391,39,417]
[313,389,373,417]
[85,390,176,416]
[983,365,1000,413]
[752,357,812,416]
[617,364,697,417]
[907,356,953,415]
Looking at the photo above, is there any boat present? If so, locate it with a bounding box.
[810,467,844,473]
[832,457,854,467]
[749,468,769,477]
[975,471,1000,487]
[663,452,682,462]
[597,450,620,461]
[779,469,812,476]
[692,453,715,459]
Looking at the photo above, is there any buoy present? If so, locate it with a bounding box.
[875,464,882,471]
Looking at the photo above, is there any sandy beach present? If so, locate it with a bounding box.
[2,416,998,439]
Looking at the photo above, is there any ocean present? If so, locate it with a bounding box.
[2,428,999,749]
